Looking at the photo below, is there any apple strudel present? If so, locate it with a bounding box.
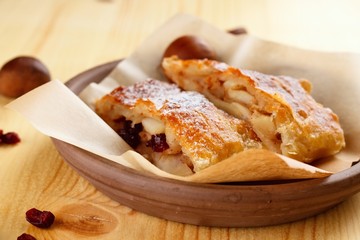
[95,79,263,174]
[162,56,345,163]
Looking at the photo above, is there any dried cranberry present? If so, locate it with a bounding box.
[146,134,169,152]
[0,129,21,145]
[25,208,55,228]
[117,121,143,148]
[17,233,37,240]
[1,131,21,144]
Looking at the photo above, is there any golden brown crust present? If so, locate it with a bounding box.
[162,56,345,162]
[95,79,262,172]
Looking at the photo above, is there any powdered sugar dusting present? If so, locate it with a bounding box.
[106,79,262,171]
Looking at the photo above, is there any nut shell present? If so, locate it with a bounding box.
[163,35,217,60]
[0,56,51,98]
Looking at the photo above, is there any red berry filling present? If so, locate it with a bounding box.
[116,120,170,153]
[146,133,169,152]
[117,120,143,148]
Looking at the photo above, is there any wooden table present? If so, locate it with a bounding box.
[1,0,360,239]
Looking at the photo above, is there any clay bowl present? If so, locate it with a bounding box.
[51,60,360,227]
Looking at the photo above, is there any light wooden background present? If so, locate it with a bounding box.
[1,0,360,239]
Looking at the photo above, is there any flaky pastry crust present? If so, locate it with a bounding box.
[95,79,262,172]
[162,56,345,163]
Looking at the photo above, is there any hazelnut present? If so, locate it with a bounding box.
[0,56,51,98]
[227,27,248,35]
[163,35,217,60]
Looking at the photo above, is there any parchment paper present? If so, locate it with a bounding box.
[7,14,360,183]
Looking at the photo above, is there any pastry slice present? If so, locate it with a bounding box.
[162,56,345,163]
[95,79,262,174]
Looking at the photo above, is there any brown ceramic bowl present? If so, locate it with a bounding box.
[51,60,360,227]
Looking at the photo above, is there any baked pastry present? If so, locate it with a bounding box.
[95,79,262,174]
[162,56,345,163]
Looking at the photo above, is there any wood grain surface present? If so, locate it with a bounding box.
[1,0,360,239]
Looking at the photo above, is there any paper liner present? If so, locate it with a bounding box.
[7,80,330,182]
[6,14,360,183]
